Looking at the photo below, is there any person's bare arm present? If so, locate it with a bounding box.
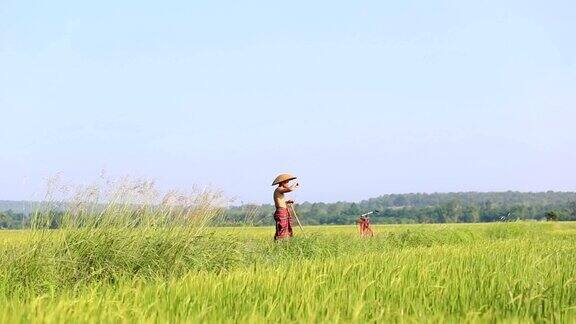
[277,182,299,194]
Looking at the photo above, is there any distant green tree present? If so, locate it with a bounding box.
[345,203,360,216]
[439,200,462,223]
[545,211,559,221]
[509,205,527,220]
[417,213,433,224]
[310,203,327,218]
[392,195,408,207]
[0,212,9,228]
[568,201,576,218]
[470,206,480,223]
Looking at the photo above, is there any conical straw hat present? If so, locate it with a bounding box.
[272,173,297,186]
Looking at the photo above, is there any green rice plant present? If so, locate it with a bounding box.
[1,225,574,323]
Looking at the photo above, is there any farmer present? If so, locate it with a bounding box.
[272,173,300,240]
[356,216,367,236]
[356,213,375,237]
[363,215,374,237]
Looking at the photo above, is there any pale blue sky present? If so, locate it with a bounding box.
[1,0,575,203]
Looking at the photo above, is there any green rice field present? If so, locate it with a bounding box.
[1,222,575,323]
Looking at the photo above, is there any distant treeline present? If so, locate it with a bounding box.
[2,191,576,229]
[0,201,58,229]
[221,191,576,226]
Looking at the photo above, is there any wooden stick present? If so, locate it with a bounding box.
[289,204,305,234]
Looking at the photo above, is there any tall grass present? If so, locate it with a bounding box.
[1,176,237,294]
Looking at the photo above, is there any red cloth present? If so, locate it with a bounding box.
[274,207,293,240]
[359,217,367,231]
[358,217,371,236]
[362,218,373,237]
